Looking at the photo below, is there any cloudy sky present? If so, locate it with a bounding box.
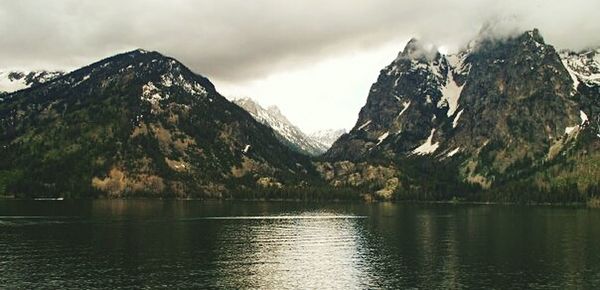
[1,0,599,132]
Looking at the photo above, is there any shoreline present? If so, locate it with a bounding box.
[0,195,594,208]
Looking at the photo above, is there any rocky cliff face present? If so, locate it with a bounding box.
[325,37,454,160]
[325,29,600,199]
[560,48,600,137]
[0,50,318,198]
[560,48,600,88]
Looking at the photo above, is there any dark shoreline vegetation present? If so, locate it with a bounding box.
[1,194,599,210]
[1,172,599,208]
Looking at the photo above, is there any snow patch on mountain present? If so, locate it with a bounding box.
[398,101,411,117]
[376,131,389,145]
[446,147,461,157]
[453,109,464,128]
[565,125,578,135]
[561,59,581,91]
[358,120,371,131]
[446,53,469,76]
[142,82,167,105]
[439,69,464,116]
[413,129,440,155]
[580,110,588,125]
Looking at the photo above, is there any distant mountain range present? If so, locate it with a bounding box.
[0,70,64,96]
[233,98,343,156]
[308,129,347,148]
[1,29,599,202]
[560,48,600,89]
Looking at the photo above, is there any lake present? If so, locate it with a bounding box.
[1,200,600,289]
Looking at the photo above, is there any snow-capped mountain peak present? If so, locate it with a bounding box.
[308,129,346,148]
[233,97,339,156]
[559,48,600,88]
[0,70,64,94]
[325,28,599,194]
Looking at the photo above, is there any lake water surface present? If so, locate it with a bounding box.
[1,200,600,289]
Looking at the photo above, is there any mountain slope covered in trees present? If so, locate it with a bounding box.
[0,50,322,198]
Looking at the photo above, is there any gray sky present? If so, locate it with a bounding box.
[1,0,599,131]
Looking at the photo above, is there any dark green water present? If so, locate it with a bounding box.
[1,200,600,289]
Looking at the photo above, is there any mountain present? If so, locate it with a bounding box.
[560,47,600,88]
[0,49,320,198]
[323,29,600,202]
[560,48,600,135]
[308,129,346,148]
[233,97,327,156]
[0,70,64,95]
[1,30,598,202]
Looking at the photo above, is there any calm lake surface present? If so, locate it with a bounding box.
[1,200,600,289]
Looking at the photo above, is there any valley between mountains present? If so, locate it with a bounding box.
[1,29,599,203]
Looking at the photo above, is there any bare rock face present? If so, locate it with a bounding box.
[256,177,283,189]
[315,160,399,199]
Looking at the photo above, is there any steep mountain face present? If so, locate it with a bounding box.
[325,37,454,160]
[233,97,327,156]
[0,50,318,198]
[325,29,600,200]
[560,48,600,136]
[560,48,600,88]
[308,129,346,148]
[0,70,64,94]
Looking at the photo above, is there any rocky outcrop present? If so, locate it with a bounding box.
[315,161,399,200]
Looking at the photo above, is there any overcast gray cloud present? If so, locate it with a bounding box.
[1,0,599,78]
[1,0,599,131]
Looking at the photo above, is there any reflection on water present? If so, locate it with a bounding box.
[212,213,373,289]
[1,200,600,288]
